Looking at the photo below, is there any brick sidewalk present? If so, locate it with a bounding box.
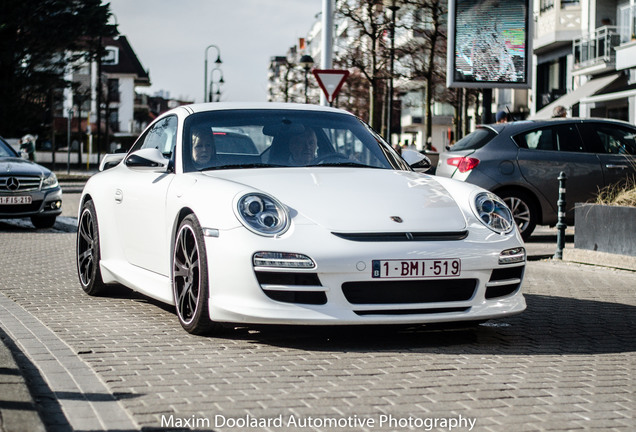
[0,231,635,431]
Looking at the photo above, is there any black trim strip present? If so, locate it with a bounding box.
[331,231,468,242]
[355,307,470,316]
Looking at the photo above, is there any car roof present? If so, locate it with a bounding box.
[480,117,636,135]
[179,102,354,116]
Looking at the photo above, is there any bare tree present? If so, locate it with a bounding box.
[396,0,448,148]
[335,0,393,131]
[268,52,305,103]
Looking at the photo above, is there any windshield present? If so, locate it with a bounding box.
[182,109,408,172]
[0,137,19,158]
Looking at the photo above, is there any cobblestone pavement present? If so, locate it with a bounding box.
[0,226,635,431]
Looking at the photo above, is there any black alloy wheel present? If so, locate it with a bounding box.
[172,215,218,335]
[77,200,106,295]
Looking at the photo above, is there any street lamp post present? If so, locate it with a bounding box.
[385,0,400,143]
[299,54,314,103]
[209,67,224,102]
[204,44,222,102]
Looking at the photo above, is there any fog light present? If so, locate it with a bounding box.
[48,200,62,210]
[253,252,315,268]
[499,247,526,265]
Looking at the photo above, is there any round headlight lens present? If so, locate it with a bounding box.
[237,193,289,236]
[473,192,514,234]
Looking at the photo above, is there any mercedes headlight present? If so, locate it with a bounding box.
[473,192,514,234]
[41,172,58,190]
[236,193,289,236]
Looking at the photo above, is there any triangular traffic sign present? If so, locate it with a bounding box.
[312,69,350,104]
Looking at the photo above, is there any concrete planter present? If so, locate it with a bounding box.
[574,203,636,257]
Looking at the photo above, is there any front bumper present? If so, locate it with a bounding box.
[0,187,63,219]
[204,224,526,325]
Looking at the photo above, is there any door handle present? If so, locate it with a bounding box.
[114,188,123,203]
[605,164,628,169]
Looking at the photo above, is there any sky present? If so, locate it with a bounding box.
[107,0,322,103]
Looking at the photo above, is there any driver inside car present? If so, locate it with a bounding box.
[191,127,216,169]
[288,128,317,166]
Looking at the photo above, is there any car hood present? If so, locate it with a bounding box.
[0,157,50,176]
[206,168,467,232]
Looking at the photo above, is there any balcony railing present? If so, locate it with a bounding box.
[573,26,620,70]
[540,0,579,13]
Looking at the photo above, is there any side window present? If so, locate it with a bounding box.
[554,124,584,152]
[130,116,178,156]
[587,124,636,155]
[142,116,178,156]
[514,124,583,152]
[514,128,554,151]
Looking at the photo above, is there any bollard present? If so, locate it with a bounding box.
[553,171,567,259]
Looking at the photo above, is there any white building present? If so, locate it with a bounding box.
[65,35,150,140]
[531,0,636,122]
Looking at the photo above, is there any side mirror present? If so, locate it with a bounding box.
[401,149,432,173]
[99,153,126,171]
[125,148,170,172]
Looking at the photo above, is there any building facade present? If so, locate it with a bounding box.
[531,0,636,123]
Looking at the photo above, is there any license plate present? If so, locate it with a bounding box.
[0,196,32,205]
[372,259,461,278]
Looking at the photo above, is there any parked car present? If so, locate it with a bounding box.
[0,136,62,228]
[436,118,636,239]
[77,103,526,335]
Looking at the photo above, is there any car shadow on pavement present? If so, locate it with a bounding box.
[214,294,636,356]
[0,219,76,234]
[84,279,636,357]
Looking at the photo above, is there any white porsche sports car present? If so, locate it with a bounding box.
[77,103,526,334]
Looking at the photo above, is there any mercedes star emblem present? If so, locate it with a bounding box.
[6,177,20,191]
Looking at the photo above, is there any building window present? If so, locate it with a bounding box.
[102,46,119,66]
[107,78,120,103]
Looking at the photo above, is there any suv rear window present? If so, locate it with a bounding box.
[450,127,496,151]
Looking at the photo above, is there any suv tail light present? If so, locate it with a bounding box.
[447,157,480,173]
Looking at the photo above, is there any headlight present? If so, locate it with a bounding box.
[41,172,58,190]
[236,193,289,236]
[472,192,514,234]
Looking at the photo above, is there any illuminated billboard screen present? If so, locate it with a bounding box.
[447,0,532,88]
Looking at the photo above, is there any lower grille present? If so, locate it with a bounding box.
[0,200,42,214]
[355,307,470,316]
[264,291,327,305]
[254,271,326,305]
[342,279,477,304]
[485,265,524,299]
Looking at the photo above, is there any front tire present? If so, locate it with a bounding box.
[31,215,56,229]
[499,190,537,240]
[172,215,219,335]
[77,200,107,295]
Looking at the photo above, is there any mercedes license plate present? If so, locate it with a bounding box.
[0,196,32,205]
